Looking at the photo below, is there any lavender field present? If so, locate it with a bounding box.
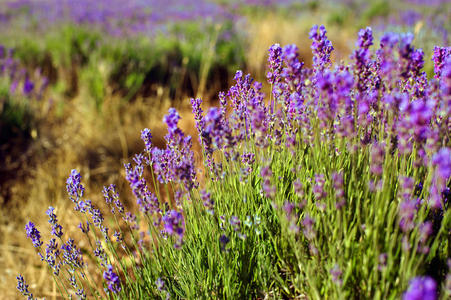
[0,0,450,299]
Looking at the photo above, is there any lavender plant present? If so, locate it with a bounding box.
[18,25,450,299]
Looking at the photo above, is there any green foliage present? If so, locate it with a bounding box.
[362,1,390,23]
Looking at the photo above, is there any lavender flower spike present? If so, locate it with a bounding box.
[103,265,122,294]
[141,128,152,153]
[16,275,33,300]
[25,222,42,248]
[46,206,63,238]
[66,169,85,208]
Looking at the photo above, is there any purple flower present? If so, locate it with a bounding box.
[202,107,233,153]
[61,238,84,269]
[163,108,181,133]
[419,221,433,244]
[25,222,42,248]
[68,275,86,299]
[282,44,304,93]
[66,169,85,208]
[44,238,61,275]
[10,80,18,94]
[191,98,204,135]
[94,241,108,266]
[352,27,374,92]
[16,275,33,299]
[151,108,198,190]
[141,128,152,153]
[356,27,374,49]
[370,143,385,176]
[229,216,241,231]
[432,148,451,180]
[46,206,63,238]
[399,198,418,232]
[219,234,230,252]
[330,264,343,286]
[125,160,159,214]
[293,179,304,198]
[23,77,34,95]
[267,44,283,85]
[201,190,214,215]
[309,25,334,71]
[432,46,450,80]
[378,253,388,271]
[313,174,327,201]
[283,201,300,233]
[162,210,185,248]
[102,184,124,214]
[332,172,346,209]
[104,265,121,294]
[156,277,165,291]
[78,221,90,234]
[302,214,316,240]
[403,276,437,300]
[261,166,276,199]
[429,148,451,208]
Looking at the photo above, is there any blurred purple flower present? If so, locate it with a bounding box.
[330,264,343,286]
[103,264,121,294]
[432,148,451,180]
[162,210,185,248]
[219,234,230,252]
[23,77,34,95]
[403,276,437,300]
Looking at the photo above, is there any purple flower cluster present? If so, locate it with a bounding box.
[332,172,346,209]
[65,170,110,240]
[330,264,343,286]
[16,275,33,300]
[149,108,198,190]
[201,189,214,215]
[103,264,121,294]
[403,276,437,300]
[125,157,159,215]
[162,210,185,248]
[0,45,49,100]
[3,0,235,38]
[46,206,63,238]
[102,184,124,214]
[309,25,334,72]
[261,166,276,199]
[25,222,42,248]
[44,238,62,275]
[430,148,451,208]
[66,169,85,209]
[61,238,84,269]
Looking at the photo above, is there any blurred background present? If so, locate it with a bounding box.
[0,0,449,297]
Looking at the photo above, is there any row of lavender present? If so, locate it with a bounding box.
[1,0,448,39]
[0,45,50,146]
[0,0,447,106]
[17,24,450,298]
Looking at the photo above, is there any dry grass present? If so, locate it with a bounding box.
[0,85,201,298]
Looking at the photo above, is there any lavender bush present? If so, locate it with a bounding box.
[0,45,50,144]
[18,25,450,299]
